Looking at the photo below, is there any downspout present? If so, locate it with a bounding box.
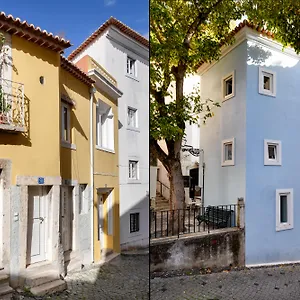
[90,86,96,263]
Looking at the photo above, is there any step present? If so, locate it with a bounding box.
[65,257,82,274]
[30,279,66,297]
[24,268,59,288]
[0,284,13,299]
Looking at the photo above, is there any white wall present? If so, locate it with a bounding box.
[73,26,149,249]
[199,41,247,206]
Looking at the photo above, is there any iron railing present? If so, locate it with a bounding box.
[0,77,25,130]
[156,180,170,200]
[150,204,237,239]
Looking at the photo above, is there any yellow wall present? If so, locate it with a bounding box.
[0,35,61,183]
[59,69,90,184]
[93,89,120,261]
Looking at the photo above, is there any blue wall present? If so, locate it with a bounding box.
[245,41,300,265]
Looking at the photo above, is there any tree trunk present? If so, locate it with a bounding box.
[169,159,185,210]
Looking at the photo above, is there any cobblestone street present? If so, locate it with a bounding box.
[16,254,149,300]
[150,264,300,300]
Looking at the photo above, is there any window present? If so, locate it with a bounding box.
[222,71,235,100]
[96,100,114,152]
[129,160,138,179]
[130,212,140,233]
[276,189,293,231]
[259,67,276,97]
[221,138,235,166]
[61,103,71,142]
[127,107,138,128]
[79,184,88,214]
[126,56,136,77]
[264,140,282,166]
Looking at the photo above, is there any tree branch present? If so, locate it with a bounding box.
[150,139,170,173]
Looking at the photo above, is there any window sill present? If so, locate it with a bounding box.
[96,145,115,154]
[259,90,276,97]
[127,126,140,133]
[276,224,293,232]
[125,74,139,82]
[128,232,141,238]
[221,160,234,167]
[128,179,141,184]
[61,141,77,150]
[264,160,281,166]
[222,93,235,102]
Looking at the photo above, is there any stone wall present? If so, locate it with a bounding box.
[150,228,245,272]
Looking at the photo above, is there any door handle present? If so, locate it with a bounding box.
[39,217,44,222]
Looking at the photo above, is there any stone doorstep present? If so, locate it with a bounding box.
[65,256,82,275]
[30,279,67,297]
[24,269,59,288]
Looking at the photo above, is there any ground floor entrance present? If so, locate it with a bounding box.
[27,186,50,265]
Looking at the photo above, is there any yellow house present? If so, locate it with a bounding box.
[0,11,123,297]
[75,55,123,262]
[0,11,71,296]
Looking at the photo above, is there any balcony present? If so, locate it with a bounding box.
[0,78,25,132]
[86,57,123,99]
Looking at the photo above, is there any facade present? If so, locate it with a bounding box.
[69,17,149,251]
[0,11,122,297]
[198,20,300,266]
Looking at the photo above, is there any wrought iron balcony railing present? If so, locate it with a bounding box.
[0,77,25,132]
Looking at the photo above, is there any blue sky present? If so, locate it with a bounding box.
[0,0,149,56]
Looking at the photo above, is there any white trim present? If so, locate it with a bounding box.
[276,188,293,231]
[264,139,281,166]
[127,106,138,129]
[222,71,235,101]
[246,260,300,268]
[259,67,276,97]
[95,145,115,154]
[61,102,71,143]
[128,160,139,180]
[126,56,137,78]
[197,26,300,75]
[221,138,235,166]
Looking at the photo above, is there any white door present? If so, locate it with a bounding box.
[98,194,104,250]
[61,186,72,252]
[27,186,47,264]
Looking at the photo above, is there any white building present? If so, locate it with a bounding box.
[68,17,149,251]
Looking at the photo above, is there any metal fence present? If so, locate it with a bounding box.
[150,204,238,239]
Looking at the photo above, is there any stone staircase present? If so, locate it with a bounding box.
[0,270,13,300]
[154,192,170,211]
[23,263,66,297]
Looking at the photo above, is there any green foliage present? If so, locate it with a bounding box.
[241,0,300,53]
[150,0,242,144]
[0,86,11,113]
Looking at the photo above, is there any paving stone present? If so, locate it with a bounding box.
[14,255,149,299]
[150,264,300,300]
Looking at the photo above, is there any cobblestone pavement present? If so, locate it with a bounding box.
[151,264,300,300]
[16,254,149,300]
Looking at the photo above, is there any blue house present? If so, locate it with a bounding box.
[197,20,300,267]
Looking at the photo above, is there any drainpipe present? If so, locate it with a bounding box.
[90,86,96,263]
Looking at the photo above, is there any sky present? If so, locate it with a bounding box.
[0,0,149,56]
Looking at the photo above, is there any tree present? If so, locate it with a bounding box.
[150,0,300,211]
[150,0,242,210]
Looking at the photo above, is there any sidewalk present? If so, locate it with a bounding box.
[151,264,300,300]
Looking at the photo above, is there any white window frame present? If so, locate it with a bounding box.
[222,71,235,101]
[127,107,138,129]
[276,189,293,231]
[96,100,115,153]
[259,67,276,97]
[126,56,137,77]
[61,103,71,143]
[221,138,235,166]
[129,160,139,180]
[264,139,282,166]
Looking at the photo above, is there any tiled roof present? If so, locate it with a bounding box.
[60,56,95,86]
[0,11,71,52]
[197,19,275,69]
[68,16,149,60]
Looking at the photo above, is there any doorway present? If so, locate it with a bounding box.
[27,186,49,265]
[61,186,73,253]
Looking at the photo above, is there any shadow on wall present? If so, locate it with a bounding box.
[119,192,149,251]
[247,44,272,65]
